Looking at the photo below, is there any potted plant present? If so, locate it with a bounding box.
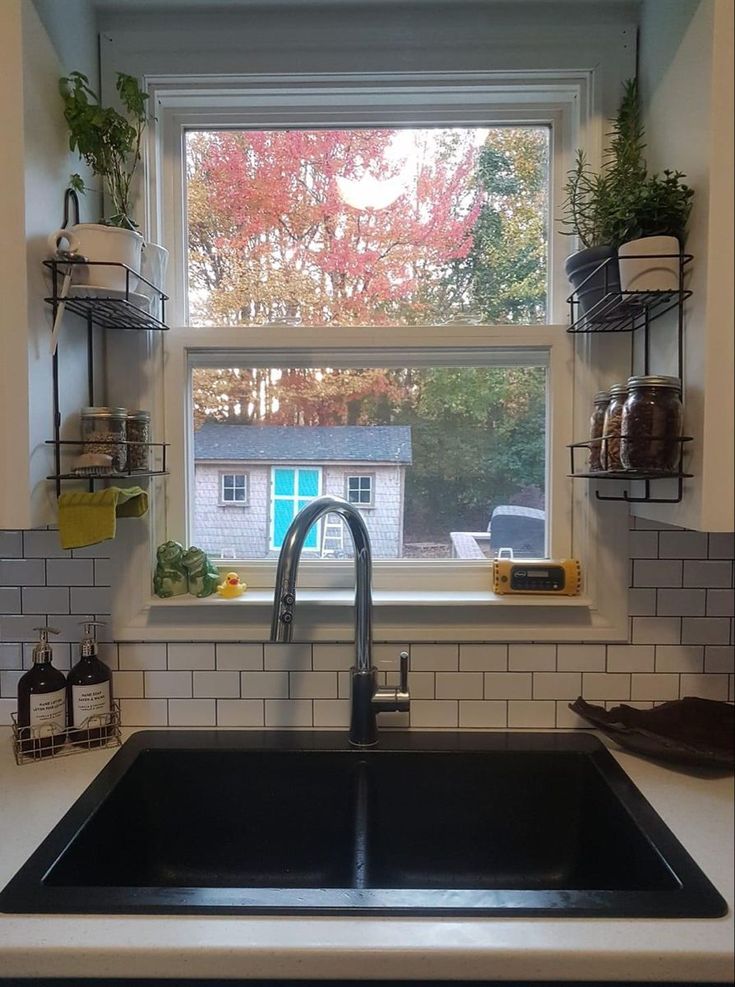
[53,71,154,294]
[561,79,694,316]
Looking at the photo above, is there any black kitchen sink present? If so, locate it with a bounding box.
[0,731,726,916]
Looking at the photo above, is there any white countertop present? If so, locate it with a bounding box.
[0,727,732,983]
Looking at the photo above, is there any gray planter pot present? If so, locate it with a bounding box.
[565,245,621,322]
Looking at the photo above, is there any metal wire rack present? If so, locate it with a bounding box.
[11,703,122,765]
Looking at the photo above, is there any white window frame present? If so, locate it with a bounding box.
[110,70,630,642]
[219,471,248,507]
[346,474,375,509]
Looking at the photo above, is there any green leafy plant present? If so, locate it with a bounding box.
[59,71,149,229]
[561,79,694,249]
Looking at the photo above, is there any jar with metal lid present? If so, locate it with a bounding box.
[601,383,628,471]
[80,407,127,472]
[126,410,151,471]
[588,390,610,471]
[621,376,683,472]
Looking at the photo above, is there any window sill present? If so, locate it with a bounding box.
[146,589,593,608]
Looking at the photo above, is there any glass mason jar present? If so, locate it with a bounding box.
[601,383,628,471]
[621,376,683,471]
[588,390,610,471]
[126,410,151,471]
[80,407,128,472]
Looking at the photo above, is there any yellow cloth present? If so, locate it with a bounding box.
[57,486,149,549]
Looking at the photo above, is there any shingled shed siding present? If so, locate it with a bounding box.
[193,463,405,559]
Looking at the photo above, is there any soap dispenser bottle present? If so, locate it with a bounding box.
[17,626,67,758]
[67,620,113,748]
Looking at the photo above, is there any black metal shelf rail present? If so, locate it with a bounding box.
[43,259,171,497]
[45,440,169,484]
[568,436,693,504]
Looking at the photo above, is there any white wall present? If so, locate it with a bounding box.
[637,0,734,532]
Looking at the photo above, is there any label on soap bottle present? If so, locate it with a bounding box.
[72,681,111,727]
[29,688,66,729]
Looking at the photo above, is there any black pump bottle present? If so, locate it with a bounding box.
[67,619,113,748]
[17,626,67,758]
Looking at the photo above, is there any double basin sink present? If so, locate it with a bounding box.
[0,730,726,917]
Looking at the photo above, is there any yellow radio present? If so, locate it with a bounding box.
[493,558,582,596]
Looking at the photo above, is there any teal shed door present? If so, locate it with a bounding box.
[271,467,322,550]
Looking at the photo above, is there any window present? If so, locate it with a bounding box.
[347,475,374,507]
[220,472,248,505]
[270,467,323,551]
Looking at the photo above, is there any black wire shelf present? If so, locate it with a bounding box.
[45,441,169,487]
[566,253,692,334]
[568,436,693,504]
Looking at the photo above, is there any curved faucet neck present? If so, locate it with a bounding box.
[270,496,373,673]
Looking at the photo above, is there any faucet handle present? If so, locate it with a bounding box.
[399,651,409,694]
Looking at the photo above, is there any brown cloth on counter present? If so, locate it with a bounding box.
[569,696,734,768]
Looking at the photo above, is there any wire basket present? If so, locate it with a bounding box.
[10,702,122,765]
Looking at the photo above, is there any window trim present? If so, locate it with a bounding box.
[218,470,249,506]
[346,473,375,509]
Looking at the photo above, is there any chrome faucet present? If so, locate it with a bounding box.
[270,495,410,746]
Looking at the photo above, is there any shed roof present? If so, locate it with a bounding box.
[194,423,412,464]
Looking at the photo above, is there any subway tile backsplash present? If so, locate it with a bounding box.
[0,521,733,728]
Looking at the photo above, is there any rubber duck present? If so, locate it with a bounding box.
[217,571,247,599]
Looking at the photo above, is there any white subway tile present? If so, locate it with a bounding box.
[168,643,215,670]
[459,644,508,672]
[70,586,112,614]
[338,670,351,699]
[680,673,729,700]
[22,587,70,614]
[631,616,681,645]
[484,672,532,699]
[704,646,735,673]
[94,558,114,586]
[112,671,144,698]
[628,530,659,558]
[216,699,264,727]
[411,700,457,728]
[557,645,606,672]
[0,559,46,586]
[582,673,631,701]
[508,700,555,728]
[71,542,111,558]
[409,644,458,671]
[459,700,506,728]
[706,589,735,617]
[98,643,118,670]
[0,531,23,558]
[46,559,94,586]
[0,588,21,614]
[289,671,338,699]
[658,530,708,559]
[681,617,731,645]
[657,588,706,616]
[193,670,240,698]
[264,643,312,670]
[119,643,167,670]
[633,560,682,588]
[0,670,23,697]
[313,699,350,728]
[555,701,591,729]
[508,644,556,671]
[435,672,483,700]
[708,533,735,559]
[119,699,168,726]
[22,530,68,558]
[241,670,288,698]
[216,643,263,670]
[0,699,17,725]
[631,673,680,701]
[312,644,353,670]
[628,588,657,616]
[396,671,434,699]
[533,672,581,700]
[1,615,46,642]
[373,643,412,670]
[655,645,703,673]
[683,561,733,588]
[144,671,192,698]
[378,710,410,728]
[607,645,655,672]
[169,699,216,726]
[0,644,22,669]
[265,699,313,727]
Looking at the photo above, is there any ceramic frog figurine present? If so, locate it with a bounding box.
[182,545,220,598]
[153,541,188,598]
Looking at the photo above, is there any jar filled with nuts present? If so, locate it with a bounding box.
[81,407,128,472]
[621,376,683,472]
[588,390,610,471]
[601,383,628,471]
[126,410,151,472]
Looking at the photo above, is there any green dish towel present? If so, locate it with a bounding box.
[57,487,149,549]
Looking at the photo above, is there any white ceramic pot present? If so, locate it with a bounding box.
[47,223,143,293]
[618,235,681,294]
